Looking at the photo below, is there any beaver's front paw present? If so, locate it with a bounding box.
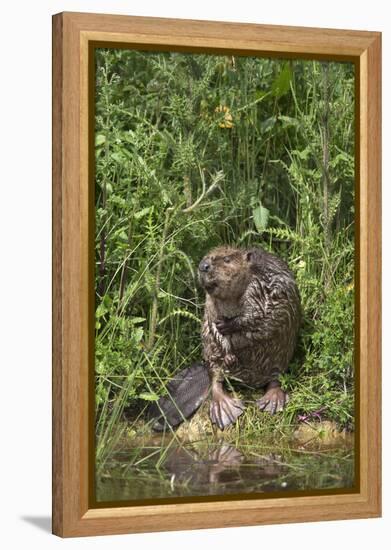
[223,353,238,368]
[216,317,239,335]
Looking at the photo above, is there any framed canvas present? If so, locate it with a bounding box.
[52,12,381,537]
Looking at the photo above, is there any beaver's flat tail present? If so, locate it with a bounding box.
[149,363,210,431]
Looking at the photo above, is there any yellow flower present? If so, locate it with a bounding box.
[215,105,233,128]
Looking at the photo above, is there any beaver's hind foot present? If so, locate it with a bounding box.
[257,382,289,415]
[210,381,244,430]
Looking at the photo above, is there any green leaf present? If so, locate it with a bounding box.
[138,392,159,401]
[271,63,292,98]
[261,117,276,133]
[96,304,108,318]
[111,152,124,163]
[96,295,112,318]
[278,115,299,128]
[117,147,134,160]
[253,203,270,233]
[95,134,106,146]
[292,147,311,160]
[117,230,128,242]
[131,327,144,345]
[129,317,146,325]
[134,206,153,219]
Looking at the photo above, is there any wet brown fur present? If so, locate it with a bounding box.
[199,246,301,388]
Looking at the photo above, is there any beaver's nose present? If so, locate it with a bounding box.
[199,260,211,272]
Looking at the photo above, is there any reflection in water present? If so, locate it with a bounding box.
[96,437,355,502]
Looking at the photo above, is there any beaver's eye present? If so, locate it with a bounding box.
[223,256,231,264]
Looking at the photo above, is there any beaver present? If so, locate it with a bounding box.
[151,245,300,431]
[199,246,301,429]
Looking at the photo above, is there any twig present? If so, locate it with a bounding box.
[182,167,224,213]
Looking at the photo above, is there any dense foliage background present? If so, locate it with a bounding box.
[94,48,355,456]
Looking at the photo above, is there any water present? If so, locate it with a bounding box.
[96,433,355,503]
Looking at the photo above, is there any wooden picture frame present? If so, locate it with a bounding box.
[52,11,381,537]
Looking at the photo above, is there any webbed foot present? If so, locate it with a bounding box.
[210,382,244,429]
[257,384,289,415]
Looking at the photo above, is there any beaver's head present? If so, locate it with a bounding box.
[198,246,252,300]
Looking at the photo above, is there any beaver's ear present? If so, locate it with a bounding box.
[245,251,253,262]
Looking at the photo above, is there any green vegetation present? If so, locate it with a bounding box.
[94,48,355,466]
